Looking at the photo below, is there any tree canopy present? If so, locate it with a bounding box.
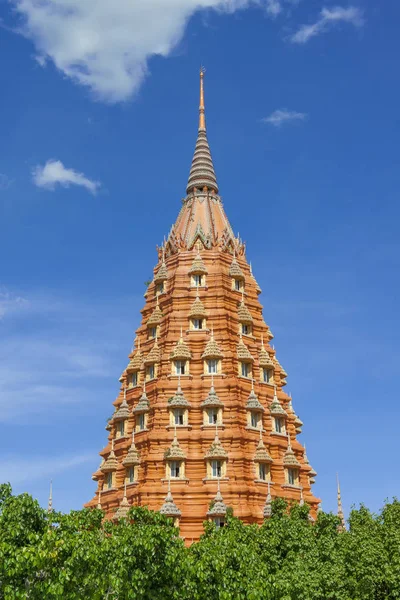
[1,483,399,600]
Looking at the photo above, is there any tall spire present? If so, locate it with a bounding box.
[186,69,219,195]
[47,480,53,513]
[337,474,346,531]
[199,66,206,130]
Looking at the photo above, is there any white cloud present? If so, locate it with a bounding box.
[0,454,93,486]
[262,108,307,127]
[266,0,281,16]
[32,159,100,194]
[290,6,364,44]
[10,0,277,103]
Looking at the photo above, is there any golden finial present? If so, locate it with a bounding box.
[199,67,206,130]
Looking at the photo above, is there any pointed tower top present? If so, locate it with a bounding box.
[199,67,206,130]
[47,480,53,513]
[186,69,219,195]
[337,473,346,531]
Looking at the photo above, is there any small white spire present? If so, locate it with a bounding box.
[47,480,53,513]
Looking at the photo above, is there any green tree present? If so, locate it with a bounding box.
[1,484,400,600]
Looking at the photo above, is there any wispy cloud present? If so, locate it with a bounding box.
[32,160,100,194]
[290,6,364,44]
[0,454,93,486]
[262,108,307,127]
[266,0,282,17]
[0,290,29,319]
[0,288,139,422]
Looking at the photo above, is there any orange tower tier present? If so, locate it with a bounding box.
[87,70,320,541]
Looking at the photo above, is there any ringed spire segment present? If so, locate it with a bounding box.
[186,69,219,195]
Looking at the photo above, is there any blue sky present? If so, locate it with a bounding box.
[1,0,399,519]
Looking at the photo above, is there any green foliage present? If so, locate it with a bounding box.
[1,484,399,600]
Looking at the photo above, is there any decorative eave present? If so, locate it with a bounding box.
[308,465,317,479]
[113,483,130,520]
[205,433,228,460]
[101,442,118,473]
[144,340,160,364]
[249,263,262,295]
[133,389,150,414]
[202,332,223,359]
[246,388,264,412]
[113,389,130,421]
[170,335,192,361]
[189,294,207,319]
[123,433,140,467]
[160,484,181,518]
[254,434,273,463]
[201,383,224,408]
[168,384,191,407]
[164,436,186,460]
[270,388,287,417]
[126,351,142,372]
[263,483,272,518]
[238,300,253,324]
[237,336,254,362]
[147,300,163,327]
[265,328,274,341]
[188,251,208,275]
[259,337,274,368]
[153,260,168,284]
[229,257,245,280]
[283,435,301,468]
[273,355,286,377]
[207,481,227,517]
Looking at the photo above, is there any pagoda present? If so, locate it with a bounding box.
[88,70,320,541]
